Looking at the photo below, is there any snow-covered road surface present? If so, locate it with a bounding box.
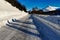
[38,15,60,26]
[34,15,60,32]
[0,14,60,40]
[31,14,60,40]
[0,15,41,40]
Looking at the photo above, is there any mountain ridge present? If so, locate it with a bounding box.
[43,6,60,12]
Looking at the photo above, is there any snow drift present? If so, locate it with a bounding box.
[0,0,29,27]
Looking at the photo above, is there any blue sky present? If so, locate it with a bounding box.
[17,0,60,10]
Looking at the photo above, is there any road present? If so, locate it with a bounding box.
[0,14,60,40]
[31,15,60,40]
[0,15,40,40]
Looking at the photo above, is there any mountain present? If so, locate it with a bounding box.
[56,8,60,11]
[43,6,60,12]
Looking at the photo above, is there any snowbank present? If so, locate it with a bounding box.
[0,0,29,27]
[0,11,29,27]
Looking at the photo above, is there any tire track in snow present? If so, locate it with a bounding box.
[34,15,60,33]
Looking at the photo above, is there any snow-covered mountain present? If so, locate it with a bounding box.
[43,6,60,12]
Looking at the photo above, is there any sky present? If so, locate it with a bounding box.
[17,0,60,10]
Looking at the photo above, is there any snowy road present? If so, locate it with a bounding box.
[31,15,60,40]
[0,15,41,40]
[34,15,60,32]
[0,14,60,40]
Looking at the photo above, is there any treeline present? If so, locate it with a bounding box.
[5,0,27,12]
[28,7,60,15]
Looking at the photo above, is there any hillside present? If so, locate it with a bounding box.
[0,0,29,27]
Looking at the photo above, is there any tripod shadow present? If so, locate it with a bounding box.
[6,15,60,40]
[11,18,33,24]
[6,23,40,37]
[7,20,36,30]
[6,18,40,38]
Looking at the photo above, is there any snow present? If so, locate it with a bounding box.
[0,0,60,40]
[33,15,60,31]
[0,11,29,27]
[38,15,60,26]
[0,0,29,27]
[31,15,60,40]
[43,6,60,12]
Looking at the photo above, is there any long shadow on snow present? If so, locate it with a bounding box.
[6,15,60,40]
[12,19,33,25]
[6,23,40,37]
[37,15,60,25]
[7,20,36,30]
[31,15,60,40]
